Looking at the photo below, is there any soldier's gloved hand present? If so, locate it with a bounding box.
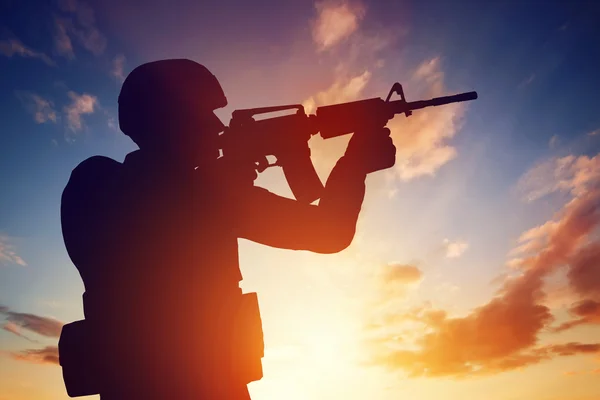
[344,127,396,174]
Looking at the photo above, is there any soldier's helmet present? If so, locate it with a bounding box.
[118,59,228,148]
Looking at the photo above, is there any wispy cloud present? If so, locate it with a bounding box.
[311,0,366,51]
[9,346,59,365]
[15,91,58,124]
[303,70,371,114]
[553,299,600,332]
[2,322,36,342]
[0,39,55,66]
[112,54,126,82]
[53,18,75,59]
[0,235,27,267]
[0,306,64,338]
[64,91,98,132]
[516,154,600,202]
[107,115,118,131]
[388,57,466,181]
[54,0,107,58]
[519,73,536,88]
[443,239,469,258]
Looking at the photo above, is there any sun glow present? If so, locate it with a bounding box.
[250,305,364,400]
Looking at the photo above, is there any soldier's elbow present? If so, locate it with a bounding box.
[314,227,355,254]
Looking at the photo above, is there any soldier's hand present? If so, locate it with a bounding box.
[216,157,258,185]
[345,127,396,174]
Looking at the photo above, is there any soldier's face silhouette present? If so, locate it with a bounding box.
[168,109,223,168]
[138,95,224,170]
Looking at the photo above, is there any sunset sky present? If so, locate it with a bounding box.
[2,0,600,399]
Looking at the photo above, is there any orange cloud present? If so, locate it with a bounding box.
[10,346,59,365]
[567,243,600,300]
[311,0,366,51]
[364,170,600,376]
[553,298,600,333]
[382,264,422,285]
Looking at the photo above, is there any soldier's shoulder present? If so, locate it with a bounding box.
[67,156,122,189]
[71,156,121,177]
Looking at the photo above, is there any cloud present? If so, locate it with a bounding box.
[54,0,107,58]
[0,306,64,338]
[311,0,366,51]
[0,235,27,266]
[368,264,424,311]
[0,39,55,66]
[304,1,466,185]
[443,239,469,258]
[548,342,600,356]
[107,116,118,131]
[567,243,600,300]
[553,253,600,332]
[382,264,422,285]
[509,220,558,259]
[2,322,36,342]
[365,301,600,377]
[64,91,98,132]
[364,165,600,377]
[15,91,58,124]
[516,154,600,203]
[53,18,75,59]
[9,346,59,365]
[112,54,126,82]
[303,59,466,185]
[303,70,371,114]
[387,57,466,181]
[589,129,600,137]
[549,134,559,148]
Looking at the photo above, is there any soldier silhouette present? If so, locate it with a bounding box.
[58,59,396,399]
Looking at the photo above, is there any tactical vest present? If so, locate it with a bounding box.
[59,152,263,397]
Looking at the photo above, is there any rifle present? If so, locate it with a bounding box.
[219,83,478,203]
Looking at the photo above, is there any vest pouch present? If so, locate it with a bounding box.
[58,319,102,397]
[230,292,264,384]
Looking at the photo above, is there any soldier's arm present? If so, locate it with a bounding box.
[61,156,121,281]
[233,156,367,254]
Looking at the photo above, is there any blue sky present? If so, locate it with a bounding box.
[2,1,600,399]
